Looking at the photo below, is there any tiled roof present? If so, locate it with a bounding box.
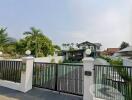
[107,48,120,53]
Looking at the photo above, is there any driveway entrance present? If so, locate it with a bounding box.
[0,86,82,100]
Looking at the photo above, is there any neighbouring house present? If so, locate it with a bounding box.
[114,46,132,59]
[62,41,102,62]
[113,46,132,66]
[102,48,120,56]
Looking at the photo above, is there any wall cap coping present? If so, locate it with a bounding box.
[82,57,94,62]
[22,56,34,60]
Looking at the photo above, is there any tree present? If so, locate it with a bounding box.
[0,28,8,51]
[53,45,61,50]
[20,27,54,57]
[71,43,74,48]
[23,27,44,57]
[120,41,129,50]
[62,43,75,50]
[15,39,28,56]
[66,43,70,48]
[62,43,66,50]
[0,27,16,52]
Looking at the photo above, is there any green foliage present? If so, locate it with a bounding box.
[23,27,54,57]
[100,55,132,81]
[50,58,55,63]
[4,44,17,58]
[62,43,75,50]
[100,55,123,66]
[16,32,54,57]
[15,39,27,56]
[0,28,15,51]
[69,47,75,51]
[100,55,132,99]
[0,27,56,58]
[0,28,8,51]
[110,59,123,65]
[58,60,62,64]
[0,28,17,57]
[53,45,61,50]
[63,59,82,63]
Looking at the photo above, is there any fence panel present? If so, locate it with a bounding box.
[0,60,22,83]
[94,65,132,100]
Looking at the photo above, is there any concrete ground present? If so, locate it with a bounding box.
[0,86,82,100]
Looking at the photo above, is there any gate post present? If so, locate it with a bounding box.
[82,57,94,100]
[20,55,34,93]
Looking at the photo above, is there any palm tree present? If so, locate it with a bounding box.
[62,43,67,50]
[0,28,15,51]
[71,43,74,48]
[66,43,70,48]
[23,27,43,57]
[76,43,79,48]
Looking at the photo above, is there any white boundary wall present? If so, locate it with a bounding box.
[34,56,64,63]
[0,80,20,91]
[0,56,34,93]
[0,59,22,61]
[0,56,64,63]
[0,58,21,91]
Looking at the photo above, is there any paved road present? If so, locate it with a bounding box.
[0,86,82,100]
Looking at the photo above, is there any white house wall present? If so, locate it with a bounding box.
[34,56,64,63]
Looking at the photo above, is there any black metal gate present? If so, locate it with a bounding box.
[33,62,83,96]
[94,65,132,100]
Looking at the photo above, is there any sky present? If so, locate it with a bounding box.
[0,0,132,50]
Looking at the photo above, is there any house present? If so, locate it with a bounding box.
[77,41,102,51]
[113,46,132,66]
[62,41,102,62]
[114,46,132,59]
[102,48,120,56]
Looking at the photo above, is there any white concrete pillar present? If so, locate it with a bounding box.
[82,57,94,100]
[20,56,34,93]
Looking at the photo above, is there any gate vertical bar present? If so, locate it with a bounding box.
[55,64,58,91]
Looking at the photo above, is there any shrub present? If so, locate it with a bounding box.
[50,58,55,63]
[100,55,123,66]
[58,60,62,64]
[63,59,82,63]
